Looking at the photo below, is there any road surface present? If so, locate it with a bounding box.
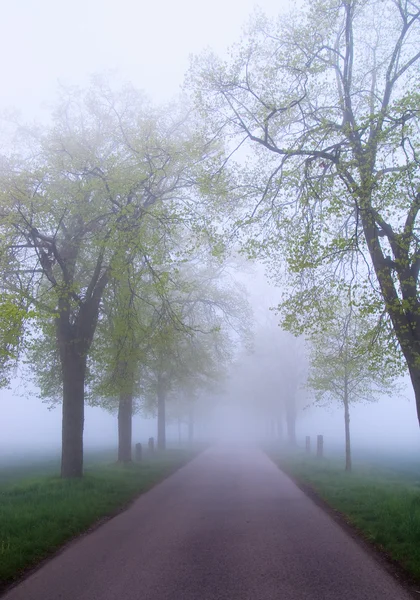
[3,446,412,600]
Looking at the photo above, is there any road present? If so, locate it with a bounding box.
[3,446,412,600]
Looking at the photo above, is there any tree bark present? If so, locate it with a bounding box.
[359,192,420,427]
[408,366,420,428]
[57,282,107,479]
[157,379,166,450]
[344,374,352,472]
[60,345,86,478]
[118,392,133,463]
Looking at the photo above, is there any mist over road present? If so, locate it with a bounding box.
[3,447,411,600]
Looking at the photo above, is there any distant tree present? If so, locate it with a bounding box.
[139,262,251,449]
[227,320,307,445]
[166,390,191,445]
[307,298,398,471]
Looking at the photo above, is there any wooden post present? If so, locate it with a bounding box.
[317,435,324,458]
[148,437,155,453]
[135,443,142,461]
[305,436,311,453]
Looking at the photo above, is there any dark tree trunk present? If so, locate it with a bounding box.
[157,380,166,450]
[344,376,352,472]
[61,346,86,478]
[188,405,194,445]
[360,197,420,428]
[408,366,420,428]
[118,392,133,463]
[57,284,107,479]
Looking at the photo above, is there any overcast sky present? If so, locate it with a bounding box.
[0,0,283,116]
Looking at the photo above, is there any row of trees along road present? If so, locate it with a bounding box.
[90,259,250,460]
[0,80,251,477]
[189,0,420,427]
[3,0,419,475]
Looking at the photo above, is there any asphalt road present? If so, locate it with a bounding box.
[3,446,413,600]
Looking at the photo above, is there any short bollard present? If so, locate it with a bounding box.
[305,436,311,454]
[148,437,155,453]
[135,443,142,461]
[317,435,324,458]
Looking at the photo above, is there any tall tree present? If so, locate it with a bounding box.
[189,0,420,425]
[0,81,212,477]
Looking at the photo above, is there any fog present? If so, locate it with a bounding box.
[1,267,419,461]
[1,0,419,465]
[0,0,282,115]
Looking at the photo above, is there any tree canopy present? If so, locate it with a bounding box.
[0,80,230,476]
[189,0,420,423]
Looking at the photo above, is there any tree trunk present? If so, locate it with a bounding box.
[285,397,296,446]
[408,365,420,428]
[61,347,86,478]
[118,392,133,463]
[344,375,352,472]
[360,198,420,428]
[56,272,108,479]
[157,380,166,450]
[188,404,194,445]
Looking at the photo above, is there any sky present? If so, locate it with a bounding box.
[0,0,283,117]
[1,0,420,458]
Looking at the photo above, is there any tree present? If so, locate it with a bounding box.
[307,298,398,471]
[0,80,212,477]
[189,0,420,425]
[167,329,231,446]
[88,218,181,463]
[89,271,149,463]
[165,390,192,445]
[0,294,32,387]
[139,260,251,449]
[90,247,249,455]
[225,319,308,445]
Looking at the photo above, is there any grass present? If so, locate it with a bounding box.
[268,449,420,583]
[0,448,195,588]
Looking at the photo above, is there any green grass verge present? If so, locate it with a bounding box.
[0,448,195,587]
[268,449,420,583]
